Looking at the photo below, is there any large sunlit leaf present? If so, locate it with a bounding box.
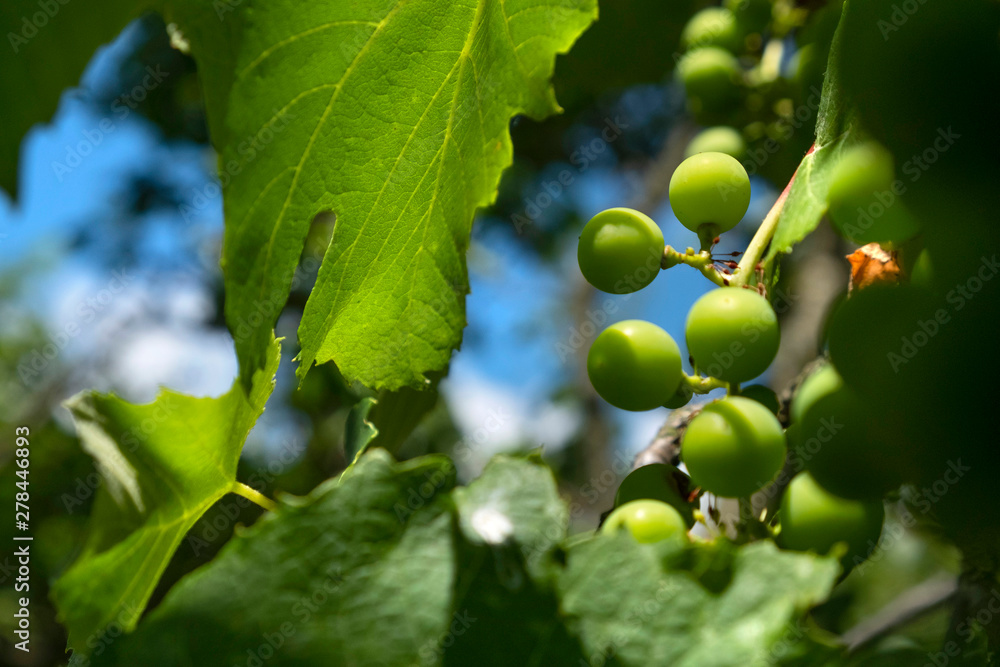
[764,1,857,267]
[0,0,140,195]
[165,0,597,391]
[52,337,281,654]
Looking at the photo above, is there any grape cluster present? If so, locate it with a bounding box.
[777,363,888,564]
[675,0,823,182]
[577,149,886,562]
[578,153,784,504]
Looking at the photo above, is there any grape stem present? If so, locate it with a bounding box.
[662,246,727,286]
[679,373,729,395]
[729,144,816,288]
[696,224,720,253]
[230,481,278,512]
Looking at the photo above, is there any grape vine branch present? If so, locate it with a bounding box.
[662,143,818,290]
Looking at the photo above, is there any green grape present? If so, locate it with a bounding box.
[681,396,786,498]
[827,284,932,398]
[828,143,895,203]
[587,320,683,411]
[827,142,921,246]
[789,364,843,424]
[602,499,688,543]
[614,463,695,527]
[677,47,741,114]
[792,43,821,89]
[831,196,922,247]
[685,288,779,383]
[725,0,771,35]
[798,386,904,500]
[684,126,747,160]
[577,208,665,294]
[909,247,934,288]
[681,8,741,52]
[663,382,694,409]
[738,384,779,415]
[669,152,751,235]
[779,472,884,566]
[784,422,801,451]
[897,239,934,288]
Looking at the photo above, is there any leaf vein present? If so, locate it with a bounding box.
[253,0,412,316]
[238,20,380,81]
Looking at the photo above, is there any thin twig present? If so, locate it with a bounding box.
[632,403,703,469]
[841,575,958,652]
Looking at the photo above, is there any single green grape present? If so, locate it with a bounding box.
[792,44,821,89]
[784,423,801,451]
[724,0,771,35]
[779,472,884,566]
[577,208,665,294]
[677,47,741,114]
[587,320,683,411]
[669,152,751,235]
[681,8,741,52]
[684,126,747,160]
[828,143,895,203]
[909,247,934,288]
[738,384,780,415]
[663,382,694,409]
[681,396,786,498]
[685,288,779,383]
[826,284,931,398]
[831,202,921,247]
[602,499,688,543]
[614,463,695,527]
[798,386,904,500]
[827,142,921,246]
[789,364,843,424]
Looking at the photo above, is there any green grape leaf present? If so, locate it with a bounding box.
[445,454,583,664]
[368,379,441,454]
[166,0,597,391]
[99,450,458,666]
[559,537,840,665]
[343,396,379,462]
[51,337,281,654]
[78,450,844,666]
[764,1,858,267]
[453,453,566,561]
[0,0,140,196]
